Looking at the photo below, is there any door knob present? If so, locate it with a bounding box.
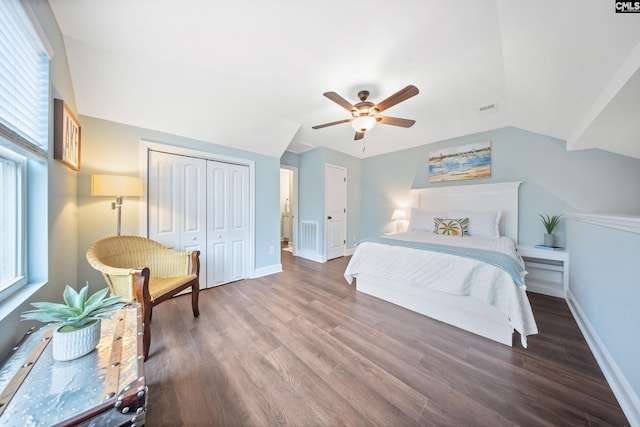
[327,216,332,220]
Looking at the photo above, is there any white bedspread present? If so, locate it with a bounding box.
[344,231,538,345]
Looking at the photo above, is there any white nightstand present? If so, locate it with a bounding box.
[517,245,569,298]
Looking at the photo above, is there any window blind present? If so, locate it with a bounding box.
[0,147,24,292]
[0,0,49,159]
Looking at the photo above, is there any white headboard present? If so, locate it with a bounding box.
[410,181,521,241]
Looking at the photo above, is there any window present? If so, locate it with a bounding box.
[0,147,26,294]
[0,0,49,302]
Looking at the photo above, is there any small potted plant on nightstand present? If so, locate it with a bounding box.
[21,283,125,361]
[539,213,561,247]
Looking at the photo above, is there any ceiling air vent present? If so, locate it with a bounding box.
[478,103,497,113]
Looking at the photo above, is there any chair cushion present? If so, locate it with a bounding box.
[149,275,198,301]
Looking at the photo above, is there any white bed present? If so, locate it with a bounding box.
[344,181,538,347]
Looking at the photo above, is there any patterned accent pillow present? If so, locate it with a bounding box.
[434,217,469,236]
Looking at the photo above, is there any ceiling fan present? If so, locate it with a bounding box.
[312,85,419,140]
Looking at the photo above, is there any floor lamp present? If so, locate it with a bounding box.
[91,175,143,235]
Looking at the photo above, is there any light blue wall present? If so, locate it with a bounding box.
[566,220,640,402]
[289,147,362,255]
[297,149,325,254]
[280,151,299,168]
[361,127,640,243]
[77,116,282,291]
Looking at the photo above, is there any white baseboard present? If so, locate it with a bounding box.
[252,264,282,278]
[295,248,353,261]
[296,250,326,263]
[566,290,640,426]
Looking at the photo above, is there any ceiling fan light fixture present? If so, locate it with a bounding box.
[313,85,418,135]
[351,115,377,132]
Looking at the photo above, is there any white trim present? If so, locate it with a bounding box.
[564,213,640,234]
[252,264,283,278]
[566,290,640,426]
[139,139,256,278]
[296,250,326,263]
[345,247,355,256]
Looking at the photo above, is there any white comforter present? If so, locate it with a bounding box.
[344,231,538,345]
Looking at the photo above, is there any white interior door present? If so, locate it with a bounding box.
[148,150,207,287]
[207,161,249,286]
[325,164,346,260]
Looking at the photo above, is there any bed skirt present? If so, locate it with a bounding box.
[354,273,515,346]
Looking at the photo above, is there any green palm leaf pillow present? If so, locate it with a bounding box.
[434,217,469,236]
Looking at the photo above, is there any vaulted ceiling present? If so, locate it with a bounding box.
[48,0,640,159]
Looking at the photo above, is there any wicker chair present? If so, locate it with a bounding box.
[86,235,200,360]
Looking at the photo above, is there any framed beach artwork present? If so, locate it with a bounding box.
[53,98,81,171]
[428,141,491,182]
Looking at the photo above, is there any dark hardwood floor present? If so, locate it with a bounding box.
[144,251,629,426]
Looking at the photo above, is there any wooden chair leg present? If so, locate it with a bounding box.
[190,251,201,318]
[141,305,151,361]
[192,281,200,317]
[134,268,152,361]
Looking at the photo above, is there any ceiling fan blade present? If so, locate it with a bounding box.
[374,85,419,113]
[324,92,357,112]
[354,131,365,141]
[376,116,416,128]
[312,118,352,129]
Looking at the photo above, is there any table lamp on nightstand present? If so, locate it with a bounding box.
[391,209,407,233]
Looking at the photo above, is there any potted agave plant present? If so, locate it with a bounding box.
[22,284,125,361]
[539,213,562,247]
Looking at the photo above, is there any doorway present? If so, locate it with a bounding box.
[279,166,298,257]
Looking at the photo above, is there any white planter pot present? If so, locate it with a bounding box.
[544,233,555,247]
[52,320,101,361]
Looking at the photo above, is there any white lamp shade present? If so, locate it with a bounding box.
[91,175,143,197]
[351,115,377,132]
[391,209,407,221]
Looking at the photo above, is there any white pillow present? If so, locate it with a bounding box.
[447,210,502,238]
[407,208,446,232]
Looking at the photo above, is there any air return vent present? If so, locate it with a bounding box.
[478,103,497,113]
[300,221,318,253]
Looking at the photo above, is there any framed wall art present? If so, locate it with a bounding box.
[428,141,491,182]
[53,98,81,171]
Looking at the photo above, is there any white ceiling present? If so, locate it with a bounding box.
[48,0,640,160]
